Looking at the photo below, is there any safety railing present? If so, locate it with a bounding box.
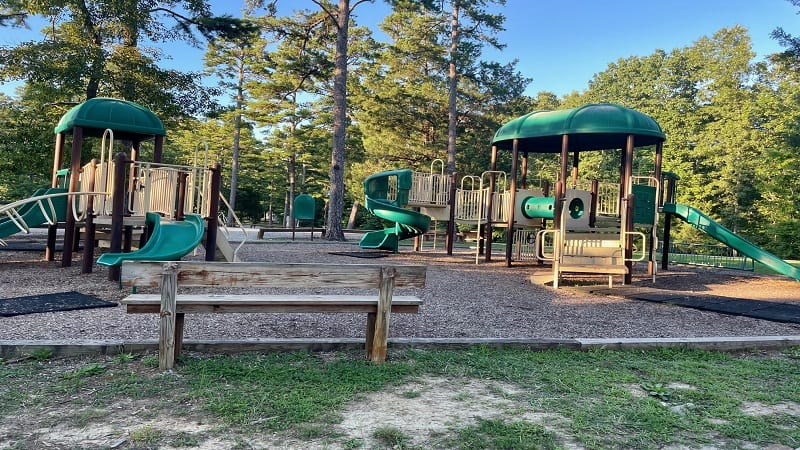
[575,179,621,216]
[409,159,451,206]
[130,161,210,220]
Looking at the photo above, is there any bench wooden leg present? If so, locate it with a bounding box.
[159,262,179,370]
[174,313,185,362]
[365,312,376,360]
[369,267,396,363]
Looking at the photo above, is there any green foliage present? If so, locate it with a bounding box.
[372,426,413,448]
[129,425,163,446]
[443,419,559,450]
[29,348,54,361]
[640,382,673,401]
[61,363,107,380]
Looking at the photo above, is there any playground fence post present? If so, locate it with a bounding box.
[108,152,128,282]
[204,163,221,261]
[446,172,457,255]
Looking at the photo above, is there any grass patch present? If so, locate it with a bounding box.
[0,347,799,449]
[372,426,414,448]
[441,418,559,449]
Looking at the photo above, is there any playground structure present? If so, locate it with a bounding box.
[0,98,245,278]
[359,103,800,286]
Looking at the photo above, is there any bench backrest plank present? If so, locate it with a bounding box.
[121,261,427,289]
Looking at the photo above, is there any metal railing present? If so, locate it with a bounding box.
[659,242,755,271]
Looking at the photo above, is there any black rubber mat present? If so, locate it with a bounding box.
[633,293,800,324]
[0,291,117,317]
[328,251,390,258]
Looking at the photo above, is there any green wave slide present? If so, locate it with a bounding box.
[663,203,800,281]
[0,188,67,240]
[97,212,205,267]
[359,169,431,253]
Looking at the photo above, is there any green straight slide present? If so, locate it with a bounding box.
[96,212,205,267]
[663,203,800,281]
[359,169,431,253]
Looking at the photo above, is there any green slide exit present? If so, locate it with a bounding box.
[359,169,431,253]
[663,203,800,281]
[96,212,205,267]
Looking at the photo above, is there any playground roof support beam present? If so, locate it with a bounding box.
[62,126,84,268]
[623,135,635,285]
[555,134,569,228]
[505,139,520,267]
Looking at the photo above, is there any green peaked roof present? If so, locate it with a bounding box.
[54,97,166,139]
[492,103,665,153]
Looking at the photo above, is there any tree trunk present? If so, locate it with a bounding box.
[446,2,460,176]
[325,0,350,241]
[227,56,246,225]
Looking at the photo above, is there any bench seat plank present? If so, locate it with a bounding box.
[122,294,422,314]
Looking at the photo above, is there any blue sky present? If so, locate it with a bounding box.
[2,0,799,98]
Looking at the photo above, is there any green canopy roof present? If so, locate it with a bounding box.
[54,97,166,140]
[491,103,665,153]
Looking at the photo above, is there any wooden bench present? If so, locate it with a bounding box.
[120,261,426,370]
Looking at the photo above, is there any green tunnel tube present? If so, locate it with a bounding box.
[521,196,556,219]
[520,195,585,221]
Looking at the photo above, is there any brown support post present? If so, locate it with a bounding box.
[571,151,580,188]
[205,163,221,261]
[623,135,635,284]
[176,172,188,221]
[555,135,569,227]
[589,179,599,228]
[81,159,99,274]
[62,127,84,267]
[446,171,457,256]
[661,175,676,270]
[505,139,520,267]
[108,152,128,282]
